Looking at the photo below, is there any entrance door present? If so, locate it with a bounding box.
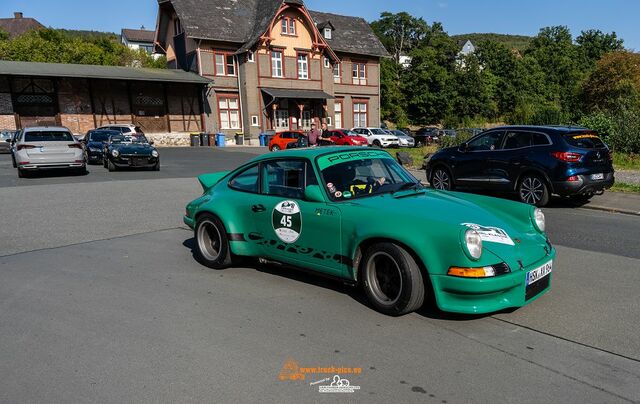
[11,78,59,129]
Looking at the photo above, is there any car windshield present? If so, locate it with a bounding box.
[370,129,387,135]
[88,132,115,142]
[109,135,126,143]
[345,131,359,136]
[319,150,420,201]
[24,131,74,142]
[564,132,606,149]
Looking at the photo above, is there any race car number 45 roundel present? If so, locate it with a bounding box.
[272,200,302,243]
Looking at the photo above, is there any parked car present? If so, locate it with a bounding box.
[103,133,159,171]
[324,129,368,146]
[1,130,17,153]
[442,129,458,138]
[96,124,145,136]
[268,131,306,151]
[351,127,399,148]
[184,147,555,316]
[13,126,86,178]
[8,129,21,167]
[82,129,120,164]
[414,127,439,146]
[426,125,615,206]
[386,129,415,147]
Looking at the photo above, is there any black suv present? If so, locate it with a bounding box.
[425,126,615,206]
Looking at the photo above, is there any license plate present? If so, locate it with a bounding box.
[591,173,604,180]
[130,157,145,166]
[526,261,553,286]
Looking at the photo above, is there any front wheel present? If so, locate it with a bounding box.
[518,175,550,207]
[372,140,382,148]
[430,167,453,191]
[194,213,233,269]
[271,145,280,151]
[107,160,116,172]
[362,242,425,316]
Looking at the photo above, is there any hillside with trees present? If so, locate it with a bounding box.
[371,12,638,154]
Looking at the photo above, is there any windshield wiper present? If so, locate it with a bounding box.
[393,182,423,194]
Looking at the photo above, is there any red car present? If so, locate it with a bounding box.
[269,131,305,151]
[325,129,368,146]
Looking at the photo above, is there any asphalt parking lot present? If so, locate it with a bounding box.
[0,148,639,403]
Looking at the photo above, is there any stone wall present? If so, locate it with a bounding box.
[0,114,16,130]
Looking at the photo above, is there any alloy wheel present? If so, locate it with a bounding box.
[520,177,544,204]
[432,169,451,190]
[197,220,222,261]
[366,252,403,306]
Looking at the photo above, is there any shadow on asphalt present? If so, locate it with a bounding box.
[18,168,90,179]
[181,236,513,321]
[448,187,591,210]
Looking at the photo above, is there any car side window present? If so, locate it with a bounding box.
[467,131,504,152]
[262,160,306,199]
[229,164,259,193]
[502,131,531,150]
[531,132,551,146]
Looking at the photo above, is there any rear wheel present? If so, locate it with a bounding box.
[17,168,26,178]
[11,153,17,168]
[431,167,453,191]
[373,140,382,148]
[271,145,280,151]
[108,160,116,172]
[194,213,233,269]
[362,242,425,316]
[518,174,550,207]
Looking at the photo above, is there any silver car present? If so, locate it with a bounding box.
[0,130,16,153]
[13,126,86,178]
[387,129,415,147]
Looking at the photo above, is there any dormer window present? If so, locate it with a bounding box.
[323,27,332,39]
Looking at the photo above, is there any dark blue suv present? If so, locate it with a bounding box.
[425,126,615,206]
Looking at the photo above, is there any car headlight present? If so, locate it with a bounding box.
[464,229,483,260]
[532,208,545,233]
[152,150,159,158]
[112,150,119,157]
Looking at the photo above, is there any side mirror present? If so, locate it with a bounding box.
[149,140,155,145]
[5,139,10,143]
[304,185,325,203]
[458,143,468,152]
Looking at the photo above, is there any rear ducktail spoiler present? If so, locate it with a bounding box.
[198,171,230,191]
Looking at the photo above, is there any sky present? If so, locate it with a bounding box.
[1,0,637,50]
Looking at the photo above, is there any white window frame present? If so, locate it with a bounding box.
[301,111,312,129]
[289,19,296,35]
[297,54,309,80]
[247,51,255,63]
[275,110,289,130]
[219,97,241,130]
[326,116,332,127]
[215,54,225,76]
[334,101,342,129]
[353,102,367,128]
[251,115,259,126]
[324,57,330,68]
[271,51,283,78]
[324,27,332,39]
[333,63,341,83]
[352,63,367,85]
[226,55,236,76]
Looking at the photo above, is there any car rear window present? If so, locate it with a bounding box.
[24,131,74,142]
[564,132,606,149]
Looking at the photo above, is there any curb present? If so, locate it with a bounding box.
[578,204,640,217]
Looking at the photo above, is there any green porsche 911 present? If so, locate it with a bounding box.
[184,147,555,316]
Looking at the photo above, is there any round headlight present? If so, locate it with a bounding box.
[533,208,545,232]
[464,229,483,260]
[152,150,159,158]
[111,149,119,157]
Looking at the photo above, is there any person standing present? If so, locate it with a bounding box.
[308,123,321,146]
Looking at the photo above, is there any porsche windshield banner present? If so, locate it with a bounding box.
[317,150,393,170]
[273,200,302,243]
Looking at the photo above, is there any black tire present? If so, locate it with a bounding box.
[103,157,108,168]
[17,168,26,178]
[271,145,280,151]
[75,167,87,176]
[153,161,160,171]
[194,213,233,269]
[11,153,17,168]
[373,140,382,148]
[108,160,116,172]
[430,166,454,191]
[518,174,550,207]
[361,242,425,316]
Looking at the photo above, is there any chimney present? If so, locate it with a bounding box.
[14,12,23,19]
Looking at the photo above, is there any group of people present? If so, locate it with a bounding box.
[306,122,333,147]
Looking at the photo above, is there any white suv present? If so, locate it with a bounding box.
[352,127,399,148]
[13,126,86,178]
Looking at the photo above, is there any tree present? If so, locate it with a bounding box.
[581,51,640,113]
[370,12,429,63]
[576,29,624,65]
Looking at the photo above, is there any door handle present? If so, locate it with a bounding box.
[251,204,266,213]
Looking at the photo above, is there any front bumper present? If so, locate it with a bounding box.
[431,251,555,314]
[552,172,614,196]
[111,155,158,168]
[380,141,400,148]
[19,162,85,170]
[87,150,103,162]
[183,215,195,229]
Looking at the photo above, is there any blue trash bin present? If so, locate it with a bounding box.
[259,133,266,146]
[215,133,225,147]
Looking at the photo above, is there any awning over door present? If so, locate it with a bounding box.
[261,88,334,100]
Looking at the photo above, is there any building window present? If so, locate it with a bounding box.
[333,63,341,83]
[214,53,236,76]
[353,102,367,128]
[352,63,367,85]
[275,110,289,129]
[247,51,255,63]
[251,115,259,126]
[335,101,342,129]
[324,57,330,68]
[297,54,308,80]
[301,110,312,129]
[281,17,296,35]
[219,96,240,130]
[174,18,183,35]
[271,51,283,77]
[324,27,332,39]
[326,116,332,127]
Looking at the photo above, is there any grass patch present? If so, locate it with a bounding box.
[613,153,640,170]
[611,182,640,193]
[393,145,439,169]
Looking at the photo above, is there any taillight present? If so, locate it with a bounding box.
[68,144,83,149]
[566,175,580,182]
[551,151,583,162]
[17,145,35,151]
